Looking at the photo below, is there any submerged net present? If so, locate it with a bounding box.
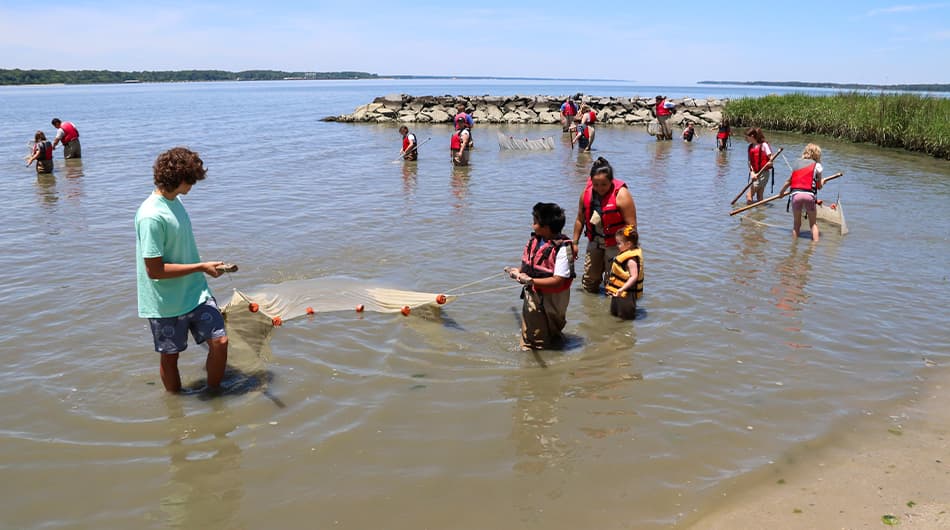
[221,277,456,360]
[813,198,849,235]
[647,119,660,136]
[497,132,555,151]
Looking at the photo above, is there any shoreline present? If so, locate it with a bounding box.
[686,368,950,529]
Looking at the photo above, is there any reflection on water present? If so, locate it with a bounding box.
[772,242,814,320]
[451,164,471,208]
[400,161,417,200]
[160,396,243,530]
[63,158,84,179]
[35,173,58,210]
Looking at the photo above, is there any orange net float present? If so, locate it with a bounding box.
[272,316,283,327]
[248,302,260,313]
[306,306,315,315]
[401,306,411,316]
[435,294,447,305]
[355,304,365,312]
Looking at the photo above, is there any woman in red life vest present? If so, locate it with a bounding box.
[578,104,596,151]
[571,157,639,293]
[399,126,418,161]
[559,98,578,132]
[504,202,575,350]
[745,127,773,203]
[779,143,826,242]
[716,118,731,151]
[26,130,54,174]
[450,124,471,166]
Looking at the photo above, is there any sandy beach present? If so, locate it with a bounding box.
[688,368,950,529]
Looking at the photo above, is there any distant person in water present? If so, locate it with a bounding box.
[50,118,81,159]
[716,118,731,151]
[605,225,643,320]
[779,143,826,242]
[745,127,774,203]
[505,202,575,351]
[399,126,418,161]
[26,131,54,174]
[450,123,471,166]
[454,103,474,148]
[135,147,230,393]
[559,97,578,132]
[682,123,695,142]
[654,95,675,140]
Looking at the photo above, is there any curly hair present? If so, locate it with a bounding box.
[802,143,822,163]
[153,147,207,191]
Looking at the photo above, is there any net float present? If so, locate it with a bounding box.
[248,302,259,313]
[355,304,365,312]
[435,294,447,305]
[401,306,411,316]
[306,306,315,315]
[272,316,283,327]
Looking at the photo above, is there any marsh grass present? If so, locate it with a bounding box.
[724,92,950,159]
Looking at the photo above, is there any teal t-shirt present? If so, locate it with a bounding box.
[135,192,213,318]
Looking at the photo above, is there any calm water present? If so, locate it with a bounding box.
[1,80,948,529]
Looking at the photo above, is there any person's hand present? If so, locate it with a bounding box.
[516,273,534,286]
[203,261,226,278]
[504,267,519,280]
[571,241,579,259]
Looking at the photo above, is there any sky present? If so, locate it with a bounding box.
[1,0,948,84]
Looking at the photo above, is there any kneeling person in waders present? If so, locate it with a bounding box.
[399,126,418,161]
[505,202,575,351]
[605,226,643,320]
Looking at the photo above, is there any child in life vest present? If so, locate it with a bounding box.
[605,225,643,320]
[778,143,825,242]
[505,202,575,351]
[745,127,773,203]
[26,130,54,174]
[682,123,695,142]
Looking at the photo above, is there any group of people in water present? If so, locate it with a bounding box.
[394,99,830,351]
[25,118,82,173]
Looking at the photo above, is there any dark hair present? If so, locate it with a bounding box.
[34,130,47,142]
[616,225,639,247]
[153,147,207,191]
[589,156,614,180]
[532,202,566,234]
[745,127,765,143]
[399,125,409,134]
[51,118,62,126]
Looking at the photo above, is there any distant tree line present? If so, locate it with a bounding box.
[699,80,950,93]
[0,69,379,85]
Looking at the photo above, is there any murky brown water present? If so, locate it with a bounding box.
[1,81,948,529]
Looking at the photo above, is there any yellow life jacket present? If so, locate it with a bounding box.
[605,248,643,299]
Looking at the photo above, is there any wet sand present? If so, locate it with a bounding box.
[688,370,950,529]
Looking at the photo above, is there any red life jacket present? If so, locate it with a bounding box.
[450,128,469,150]
[748,142,771,173]
[402,133,415,151]
[37,141,53,160]
[520,234,575,294]
[562,101,577,116]
[789,162,819,195]
[60,122,79,143]
[582,179,628,246]
[584,110,596,124]
[656,100,672,117]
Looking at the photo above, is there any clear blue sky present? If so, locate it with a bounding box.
[2,0,948,84]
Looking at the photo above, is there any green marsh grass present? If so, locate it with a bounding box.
[724,92,950,159]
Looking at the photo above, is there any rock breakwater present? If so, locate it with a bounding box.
[323,93,727,128]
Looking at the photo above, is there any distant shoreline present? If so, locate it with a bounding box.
[700,80,950,93]
[0,69,628,86]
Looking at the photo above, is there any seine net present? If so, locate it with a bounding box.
[496,132,556,151]
[221,277,456,361]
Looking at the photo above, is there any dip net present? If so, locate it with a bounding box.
[647,119,660,136]
[220,276,509,361]
[497,132,555,151]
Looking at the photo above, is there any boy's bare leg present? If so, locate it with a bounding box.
[160,353,182,393]
[206,336,229,389]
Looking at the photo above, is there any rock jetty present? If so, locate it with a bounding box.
[322,93,726,128]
